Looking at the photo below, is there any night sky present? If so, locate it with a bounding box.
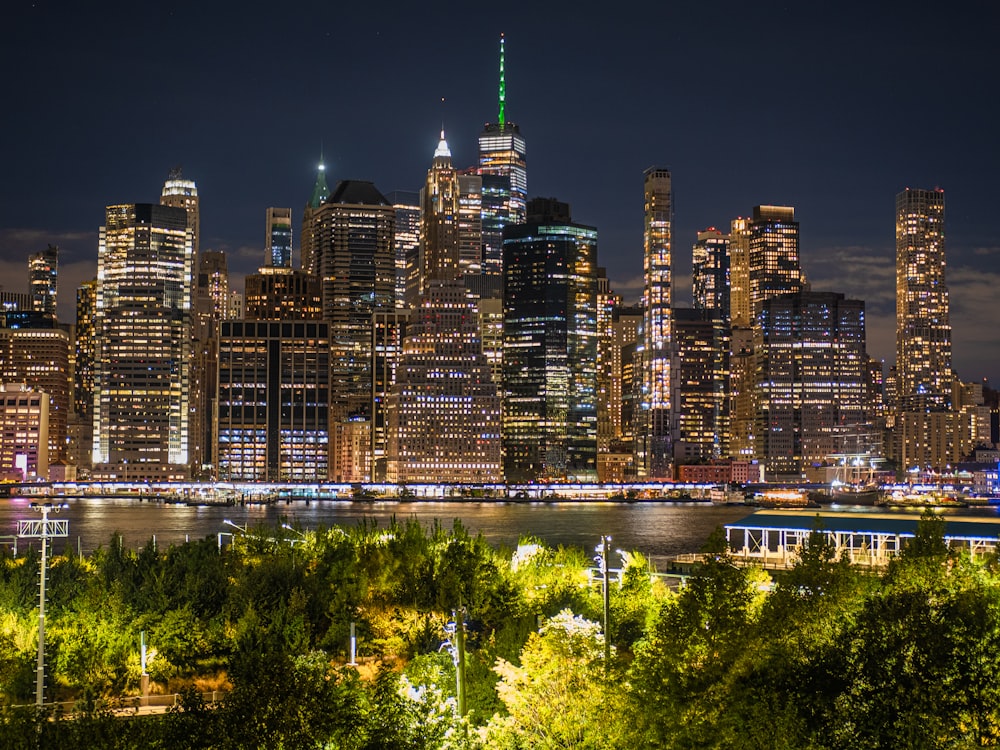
[2,1,997,382]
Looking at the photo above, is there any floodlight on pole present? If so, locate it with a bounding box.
[17,502,69,707]
[222,519,247,534]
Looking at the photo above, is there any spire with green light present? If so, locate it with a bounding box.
[309,145,330,208]
[498,33,506,129]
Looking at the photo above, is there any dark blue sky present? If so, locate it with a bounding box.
[2,0,998,381]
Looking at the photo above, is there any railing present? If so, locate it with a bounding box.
[12,690,227,716]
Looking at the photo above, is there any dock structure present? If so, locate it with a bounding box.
[723,509,1000,569]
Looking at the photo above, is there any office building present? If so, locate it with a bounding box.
[217,320,330,481]
[479,34,527,285]
[28,244,58,316]
[692,228,730,317]
[502,198,598,482]
[92,203,193,481]
[0,384,49,480]
[387,190,421,308]
[160,169,199,254]
[641,166,673,478]
[420,130,461,287]
[386,280,501,483]
[748,205,802,326]
[0,325,70,463]
[301,156,331,277]
[895,188,951,411]
[244,267,322,321]
[755,291,869,481]
[672,308,731,463]
[729,217,751,327]
[74,280,97,418]
[304,180,396,480]
[265,207,293,268]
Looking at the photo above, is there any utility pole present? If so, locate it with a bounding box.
[17,503,69,707]
[595,535,612,674]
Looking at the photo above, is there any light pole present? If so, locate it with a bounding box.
[17,502,69,707]
[280,523,306,545]
[223,519,247,534]
[594,535,612,674]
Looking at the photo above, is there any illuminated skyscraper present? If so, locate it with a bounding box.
[386,280,501,483]
[895,188,951,411]
[729,217,751,327]
[244,267,322,321]
[28,244,58,316]
[265,207,293,268]
[479,34,526,287]
[641,166,673,478]
[74,279,97,418]
[755,291,868,480]
[692,228,730,317]
[387,190,420,307]
[421,130,461,285]
[190,251,229,477]
[672,308,731,463]
[160,168,200,254]
[0,384,49,480]
[301,156,331,276]
[304,180,395,480]
[92,203,193,481]
[748,205,802,326]
[503,198,598,483]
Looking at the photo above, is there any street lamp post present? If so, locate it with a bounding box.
[594,535,612,674]
[17,503,69,707]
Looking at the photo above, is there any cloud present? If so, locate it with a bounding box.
[0,228,98,265]
[608,274,644,304]
[972,246,1000,256]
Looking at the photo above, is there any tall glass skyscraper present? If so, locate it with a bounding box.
[479,34,526,289]
[160,168,200,254]
[28,244,58,316]
[692,228,730,317]
[503,198,598,483]
[92,203,194,480]
[641,166,673,479]
[265,207,293,268]
[895,187,951,411]
[748,205,801,326]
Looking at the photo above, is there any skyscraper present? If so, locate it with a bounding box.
[672,308,731,463]
[301,155,331,276]
[503,198,598,483]
[479,34,526,288]
[160,168,200,254]
[92,203,193,481]
[641,166,673,478]
[304,180,396,480]
[387,190,421,308]
[28,244,58,316]
[190,250,229,477]
[748,205,802,326]
[74,280,97,418]
[420,131,461,285]
[692,228,730,317]
[895,187,951,411]
[265,207,293,268]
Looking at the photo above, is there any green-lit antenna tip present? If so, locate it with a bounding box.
[498,33,506,129]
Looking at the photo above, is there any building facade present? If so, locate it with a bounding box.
[265,207,293,268]
[28,244,58,316]
[692,228,730,317]
[502,198,598,482]
[0,384,49,480]
[92,203,193,481]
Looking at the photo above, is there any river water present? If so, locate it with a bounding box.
[0,496,753,565]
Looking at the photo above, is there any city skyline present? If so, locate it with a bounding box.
[1,2,998,382]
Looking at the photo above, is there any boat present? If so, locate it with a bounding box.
[752,488,817,508]
[881,488,968,508]
[817,431,886,506]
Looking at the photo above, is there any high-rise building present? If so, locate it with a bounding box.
[502,198,598,482]
[189,251,229,477]
[755,291,869,481]
[671,308,731,463]
[160,169,200,254]
[28,244,58,316]
[641,166,673,478]
[692,228,730,317]
[420,130,461,286]
[748,205,802,326]
[386,280,501,483]
[728,217,751,327]
[0,325,70,463]
[216,320,330,481]
[301,157,331,277]
[895,187,951,411]
[92,203,193,481]
[304,180,396,480]
[0,384,49,480]
[479,34,526,287]
[596,270,620,476]
[74,280,98,417]
[244,267,322,321]
[387,190,421,308]
[458,171,484,286]
[264,207,293,268]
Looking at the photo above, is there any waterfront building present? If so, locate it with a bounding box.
[671,308,731,463]
[28,244,58,316]
[216,320,330,481]
[386,280,501,483]
[0,325,70,463]
[92,203,193,481]
[755,291,869,481]
[895,188,951,411]
[502,198,598,483]
[692,228,730,317]
[304,180,396,480]
[611,304,643,474]
[0,384,49,480]
[160,168,200,254]
[387,190,420,308]
[265,207,293,268]
[641,166,673,478]
[479,34,526,288]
